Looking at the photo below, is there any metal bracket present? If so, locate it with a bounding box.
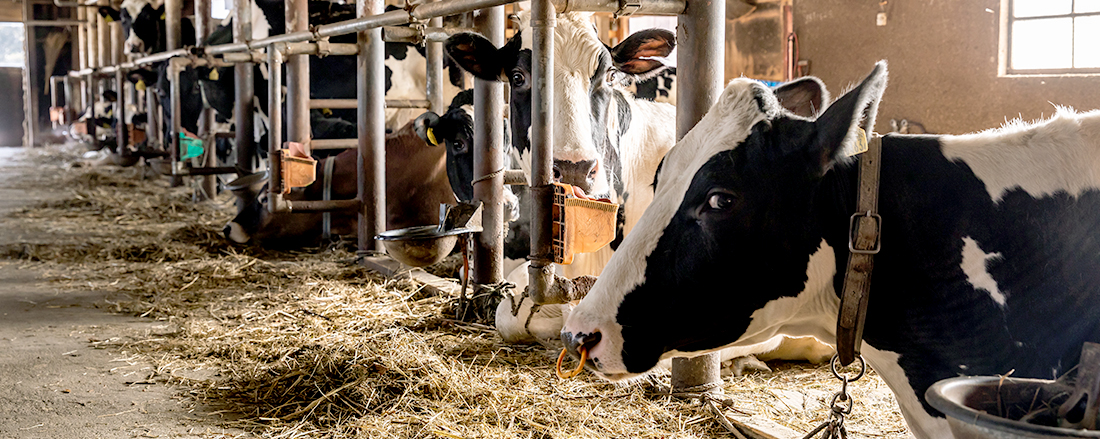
[613,0,642,18]
[315,38,332,57]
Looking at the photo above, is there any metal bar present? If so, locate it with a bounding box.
[282,42,359,56]
[113,21,128,153]
[131,49,190,66]
[309,99,358,109]
[22,0,39,146]
[50,77,62,129]
[97,0,108,68]
[268,46,285,208]
[311,138,358,149]
[146,86,160,149]
[426,15,444,114]
[85,5,96,69]
[195,0,218,200]
[549,0,683,15]
[233,0,255,176]
[63,76,77,123]
[165,0,182,51]
[527,0,556,304]
[669,0,725,396]
[221,51,265,63]
[76,8,87,70]
[286,0,310,155]
[386,99,431,108]
[169,58,185,175]
[357,0,386,256]
[24,20,86,26]
[472,4,505,285]
[382,25,475,44]
[285,199,361,212]
[177,166,238,175]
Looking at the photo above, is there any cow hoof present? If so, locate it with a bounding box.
[721,355,771,378]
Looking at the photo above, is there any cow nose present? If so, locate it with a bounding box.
[552,159,598,194]
[222,225,233,239]
[561,330,602,366]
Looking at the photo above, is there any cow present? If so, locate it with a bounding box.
[99,0,197,55]
[223,115,457,247]
[560,61,1100,438]
[627,66,676,104]
[444,16,835,370]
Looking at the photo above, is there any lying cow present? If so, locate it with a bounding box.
[223,114,460,248]
[561,61,1100,438]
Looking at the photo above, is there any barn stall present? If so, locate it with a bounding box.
[3,0,1100,437]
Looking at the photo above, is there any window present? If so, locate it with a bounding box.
[0,23,24,68]
[211,0,231,20]
[1006,0,1100,74]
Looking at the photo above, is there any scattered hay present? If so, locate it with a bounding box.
[5,148,910,438]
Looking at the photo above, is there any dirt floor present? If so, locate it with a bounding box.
[0,146,246,439]
[0,144,910,439]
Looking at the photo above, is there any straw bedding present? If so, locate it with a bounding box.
[2,145,909,438]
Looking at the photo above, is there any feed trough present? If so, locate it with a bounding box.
[376,202,482,267]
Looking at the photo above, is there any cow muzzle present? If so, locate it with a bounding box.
[560,330,601,371]
[223,222,251,244]
[553,159,599,196]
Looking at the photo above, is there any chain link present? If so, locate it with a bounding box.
[802,354,865,439]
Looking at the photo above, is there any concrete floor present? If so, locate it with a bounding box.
[0,146,244,439]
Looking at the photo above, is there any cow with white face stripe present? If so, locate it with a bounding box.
[561,61,1100,438]
[445,13,679,278]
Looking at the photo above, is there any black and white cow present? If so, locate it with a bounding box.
[627,66,675,104]
[99,0,197,55]
[561,61,1100,438]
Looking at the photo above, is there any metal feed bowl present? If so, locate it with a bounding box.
[148,158,174,175]
[376,225,480,267]
[225,171,269,198]
[927,376,1100,439]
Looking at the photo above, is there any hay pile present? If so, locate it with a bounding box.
[3,146,909,438]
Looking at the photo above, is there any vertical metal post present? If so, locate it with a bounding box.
[165,0,183,51]
[527,0,556,302]
[472,6,505,284]
[285,0,310,152]
[233,0,255,175]
[267,45,285,209]
[50,78,61,129]
[165,0,183,186]
[63,76,77,124]
[357,0,385,255]
[86,5,97,69]
[77,7,87,71]
[195,0,217,200]
[670,0,725,395]
[169,58,184,176]
[97,0,109,68]
[22,0,38,146]
[426,13,444,114]
[112,22,127,153]
[146,87,161,149]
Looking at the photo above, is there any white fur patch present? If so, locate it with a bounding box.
[121,0,161,22]
[225,221,250,243]
[861,345,952,439]
[960,236,1005,306]
[940,108,1100,202]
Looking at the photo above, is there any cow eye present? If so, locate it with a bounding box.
[706,191,736,211]
[510,71,526,87]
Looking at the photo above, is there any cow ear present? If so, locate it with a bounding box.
[773,76,829,118]
[445,33,508,82]
[610,29,675,75]
[809,61,887,175]
[98,6,121,21]
[414,111,442,147]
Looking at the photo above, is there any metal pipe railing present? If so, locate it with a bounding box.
[357,0,387,255]
[311,138,358,150]
[233,0,255,176]
[472,4,506,285]
[669,0,725,395]
[286,0,311,155]
[527,0,557,304]
[195,0,218,199]
[309,99,358,109]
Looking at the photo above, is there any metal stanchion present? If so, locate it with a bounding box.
[472,5,506,285]
[286,0,311,154]
[233,0,256,175]
[527,0,556,303]
[357,0,386,256]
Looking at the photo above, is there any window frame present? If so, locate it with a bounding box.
[1000,0,1100,76]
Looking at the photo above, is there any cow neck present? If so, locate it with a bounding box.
[836,132,883,366]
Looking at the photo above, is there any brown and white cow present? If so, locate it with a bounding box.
[222,116,455,248]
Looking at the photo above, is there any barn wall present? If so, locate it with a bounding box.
[794,0,1100,135]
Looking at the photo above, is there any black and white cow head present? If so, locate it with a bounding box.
[100,0,196,55]
[561,63,884,380]
[445,13,674,199]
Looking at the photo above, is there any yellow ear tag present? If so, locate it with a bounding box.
[135,79,146,92]
[321,108,332,117]
[426,127,438,146]
[105,16,113,22]
[208,69,219,81]
[160,12,166,19]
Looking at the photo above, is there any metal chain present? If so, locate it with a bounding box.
[802,354,866,439]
